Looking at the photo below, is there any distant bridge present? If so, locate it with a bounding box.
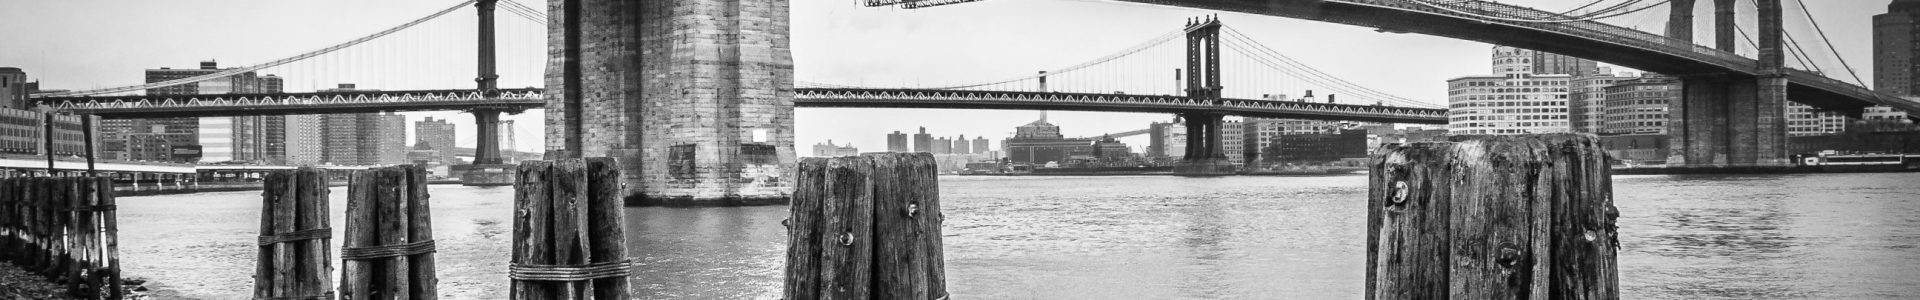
[36,87,1447,124]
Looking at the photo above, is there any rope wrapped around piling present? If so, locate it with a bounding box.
[339,240,436,260]
[256,228,331,246]
[508,259,633,281]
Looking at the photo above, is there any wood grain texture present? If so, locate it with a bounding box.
[818,156,873,300]
[784,158,829,300]
[585,157,628,299]
[1368,134,1618,300]
[870,154,928,300]
[343,170,377,299]
[510,161,555,300]
[404,165,439,300]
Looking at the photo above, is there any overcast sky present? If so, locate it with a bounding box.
[0,0,1894,154]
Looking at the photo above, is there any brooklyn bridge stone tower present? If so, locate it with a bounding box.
[544,0,796,206]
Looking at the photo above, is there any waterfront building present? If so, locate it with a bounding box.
[1571,69,1630,134]
[0,109,94,156]
[912,127,933,153]
[1003,113,1093,165]
[1091,135,1132,161]
[416,117,457,163]
[1447,46,1577,135]
[810,140,859,157]
[1601,76,1674,136]
[886,131,909,152]
[1785,103,1849,136]
[970,136,990,154]
[1146,121,1185,159]
[1265,130,1368,166]
[0,67,28,109]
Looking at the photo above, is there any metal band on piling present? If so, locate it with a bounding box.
[256,228,332,246]
[254,291,335,300]
[339,240,436,260]
[507,259,634,281]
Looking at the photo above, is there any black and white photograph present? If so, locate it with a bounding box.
[1,0,1918,299]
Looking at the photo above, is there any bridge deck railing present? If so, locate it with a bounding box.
[42,89,545,110]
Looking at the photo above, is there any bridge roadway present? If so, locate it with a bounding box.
[35,88,546,119]
[35,88,1451,124]
[1118,0,1920,118]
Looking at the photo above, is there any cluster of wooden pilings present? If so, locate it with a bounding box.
[0,177,123,299]
[246,159,628,300]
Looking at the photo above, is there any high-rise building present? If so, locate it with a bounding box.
[886,131,909,152]
[952,135,972,155]
[1446,46,1574,135]
[120,61,289,163]
[1872,1,1917,121]
[970,136,990,154]
[320,112,407,165]
[380,113,407,164]
[912,127,933,153]
[283,115,323,165]
[0,67,28,109]
[932,137,952,154]
[1601,77,1675,135]
[1147,121,1187,159]
[1570,68,1630,134]
[416,117,457,163]
[1221,120,1245,164]
[499,119,517,155]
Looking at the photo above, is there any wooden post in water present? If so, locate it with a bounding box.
[784,153,947,300]
[340,165,439,299]
[253,167,334,299]
[1367,134,1619,300]
[508,158,629,300]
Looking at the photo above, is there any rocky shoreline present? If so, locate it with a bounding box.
[0,262,153,299]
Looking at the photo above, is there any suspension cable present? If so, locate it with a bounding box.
[1790,0,1867,87]
[918,29,1187,90]
[36,0,478,98]
[1221,27,1437,107]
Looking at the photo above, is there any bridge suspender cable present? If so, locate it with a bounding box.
[919,30,1188,90]
[1790,0,1868,87]
[33,0,478,98]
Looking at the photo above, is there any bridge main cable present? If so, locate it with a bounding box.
[34,0,478,98]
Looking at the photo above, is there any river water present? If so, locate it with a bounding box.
[114,173,1920,299]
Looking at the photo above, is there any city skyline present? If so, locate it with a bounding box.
[0,0,1899,153]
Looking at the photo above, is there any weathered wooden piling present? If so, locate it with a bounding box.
[340,165,440,300]
[509,158,630,300]
[785,153,947,300]
[254,168,334,300]
[1367,134,1619,300]
[0,177,122,299]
